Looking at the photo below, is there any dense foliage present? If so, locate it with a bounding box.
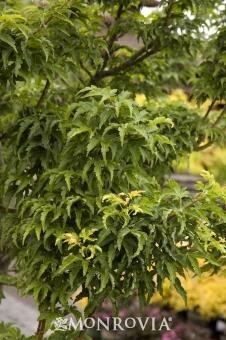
[0,0,225,339]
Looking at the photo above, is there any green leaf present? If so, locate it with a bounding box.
[67,127,90,141]
[94,161,103,188]
[87,137,100,155]
[0,32,17,52]
[101,141,110,164]
[117,228,130,251]
[174,277,187,305]
[187,254,201,275]
[65,196,81,217]
[118,125,127,146]
[56,254,78,275]
[108,244,116,268]
[131,231,146,259]
[64,172,73,191]
[149,117,174,130]
[97,270,109,293]
[82,259,89,276]
[165,261,176,284]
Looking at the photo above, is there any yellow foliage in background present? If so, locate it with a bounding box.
[135,93,147,106]
[176,146,226,184]
[168,88,188,103]
[76,297,89,310]
[151,270,226,319]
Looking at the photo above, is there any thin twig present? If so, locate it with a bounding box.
[106,4,124,49]
[165,0,174,26]
[77,74,87,86]
[212,104,226,127]
[106,3,124,52]
[91,3,125,83]
[33,16,53,36]
[203,99,217,120]
[195,102,225,151]
[194,141,213,152]
[194,106,226,151]
[195,100,216,148]
[36,79,50,108]
[168,191,203,221]
[79,60,93,78]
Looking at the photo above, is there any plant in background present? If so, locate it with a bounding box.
[0,1,225,339]
[152,267,226,319]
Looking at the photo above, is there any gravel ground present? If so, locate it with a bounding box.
[0,286,38,336]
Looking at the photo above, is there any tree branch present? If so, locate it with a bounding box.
[79,60,93,78]
[165,0,174,26]
[194,141,213,151]
[212,104,226,127]
[33,16,53,36]
[93,4,125,80]
[195,99,217,148]
[90,44,153,83]
[203,99,217,120]
[107,3,124,49]
[167,191,203,222]
[90,0,175,84]
[77,75,87,86]
[195,103,225,151]
[36,320,46,340]
[36,79,50,108]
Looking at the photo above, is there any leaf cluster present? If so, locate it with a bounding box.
[1,89,225,324]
